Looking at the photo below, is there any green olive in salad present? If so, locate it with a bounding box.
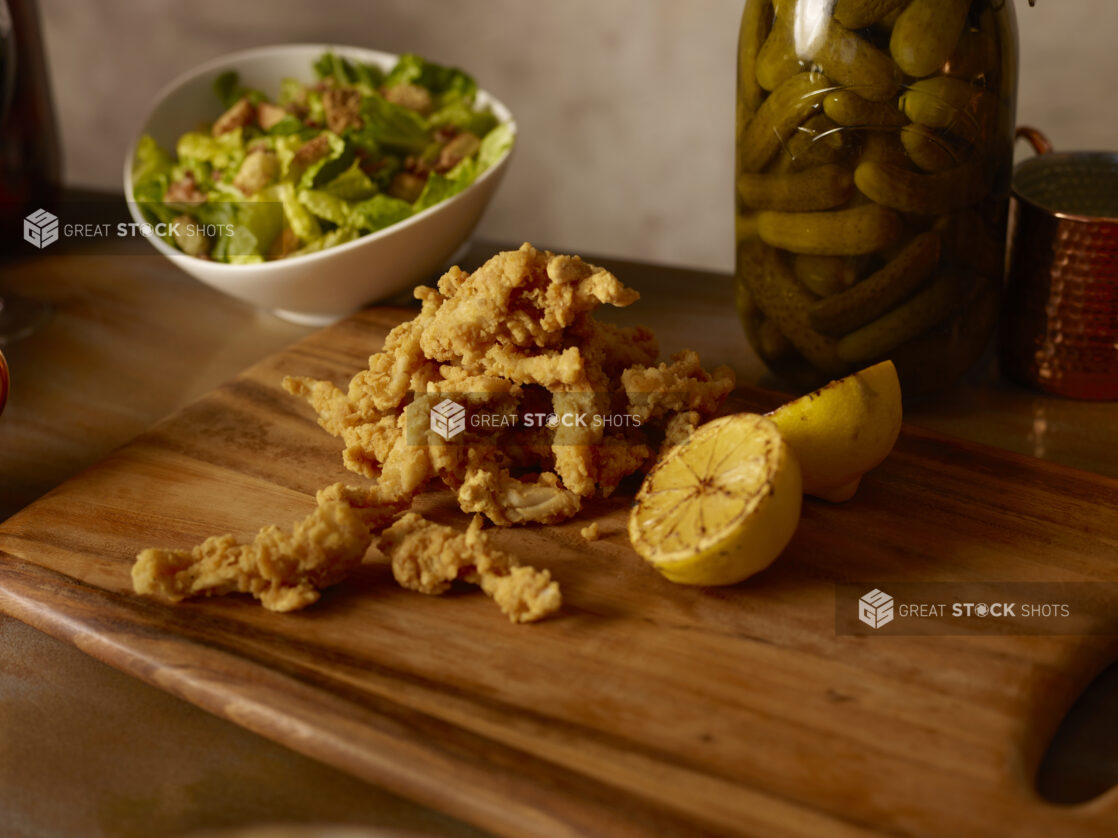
[131,51,514,263]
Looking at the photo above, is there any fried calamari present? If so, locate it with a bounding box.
[132,497,374,612]
[379,513,561,623]
[283,243,735,526]
[133,244,737,623]
[132,484,557,621]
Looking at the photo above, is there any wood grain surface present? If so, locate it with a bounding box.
[2,304,1118,838]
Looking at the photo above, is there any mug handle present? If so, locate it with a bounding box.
[1016,126,1054,157]
[0,348,8,415]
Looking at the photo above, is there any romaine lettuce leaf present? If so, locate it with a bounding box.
[132,134,173,185]
[194,199,236,231]
[413,172,456,213]
[226,253,266,265]
[209,196,284,262]
[296,132,352,190]
[299,190,353,226]
[313,52,385,89]
[276,183,321,243]
[134,199,180,226]
[288,226,360,257]
[273,135,305,179]
[305,89,326,128]
[384,53,477,106]
[477,123,515,171]
[312,52,345,83]
[429,103,498,139]
[177,129,245,171]
[318,161,378,201]
[367,155,402,192]
[351,194,413,232]
[278,78,306,107]
[350,61,384,92]
[264,114,305,136]
[131,137,180,225]
[206,180,247,203]
[354,95,429,154]
[169,160,214,194]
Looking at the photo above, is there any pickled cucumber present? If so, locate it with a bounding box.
[736,212,761,242]
[859,130,913,169]
[836,270,965,363]
[854,159,985,215]
[901,76,981,134]
[808,16,902,103]
[876,6,905,31]
[756,7,804,92]
[771,115,848,173]
[888,281,999,394]
[739,0,773,117]
[900,124,960,172]
[809,230,941,336]
[824,90,906,128]
[891,0,970,79]
[757,317,794,359]
[739,72,832,173]
[743,243,847,375]
[794,254,864,297]
[738,163,855,212]
[735,238,767,323]
[833,0,911,30]
[758,204,903,255]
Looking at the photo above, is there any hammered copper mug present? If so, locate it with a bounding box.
[1000,127,1118,400]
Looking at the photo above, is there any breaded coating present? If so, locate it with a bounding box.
[379,513,561,623]
[419,246,638,361]
[622,350,736,423]
[282,243,736,526]
[660,410,704,457]
[458,466,582,526]
[133,483,558,622]
[283,377,357,437]
[314,482,410,528]
[132,501,373,612]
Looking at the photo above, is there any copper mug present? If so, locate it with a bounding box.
[1000,127,1118,400]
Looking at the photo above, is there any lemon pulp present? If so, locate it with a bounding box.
[629,414,802,586]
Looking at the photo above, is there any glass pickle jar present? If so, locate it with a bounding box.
[734,0,1018,394]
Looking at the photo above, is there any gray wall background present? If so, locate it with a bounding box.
[40,0,1118,271]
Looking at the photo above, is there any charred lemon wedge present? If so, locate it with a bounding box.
[766,360,902,502]
[629,414,802,586]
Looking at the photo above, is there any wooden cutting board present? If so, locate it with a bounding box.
[2,304,1118,838]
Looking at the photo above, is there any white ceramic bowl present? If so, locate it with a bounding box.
[123,44,515,325]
